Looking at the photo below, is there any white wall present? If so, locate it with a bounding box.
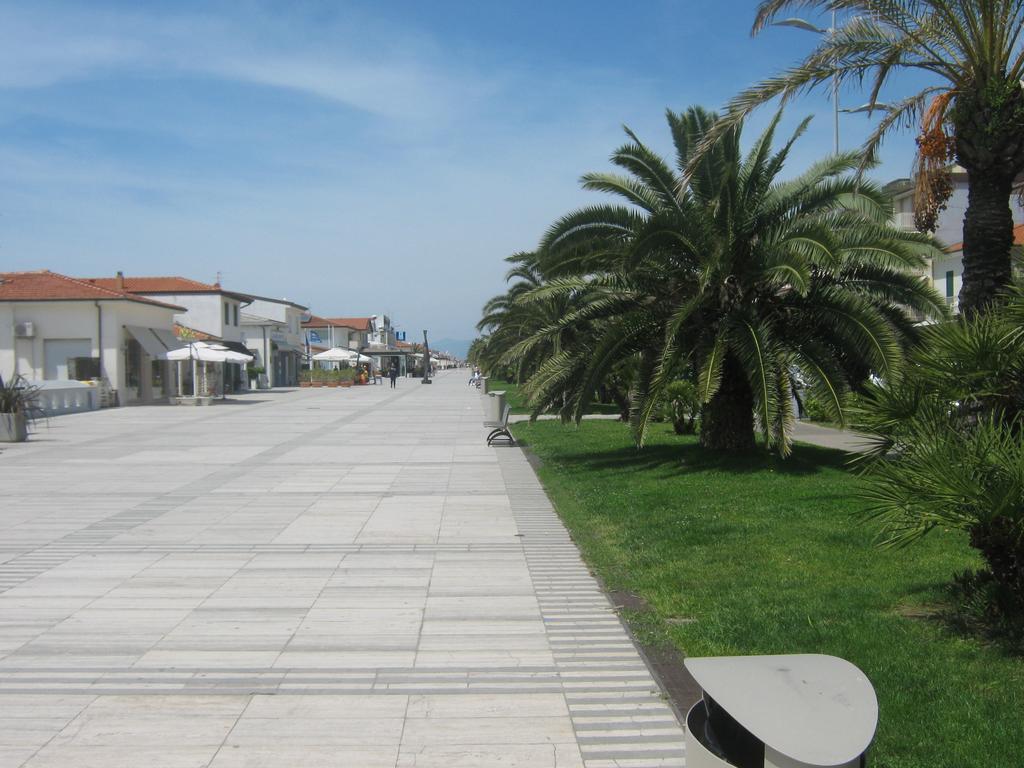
[139,293,243,342]
[932,252,964,313]
[891,175,1024,250]
[0,299,178,402]
[246,299,306,348]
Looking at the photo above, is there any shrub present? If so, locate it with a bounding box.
[853,285,1024,646]
[663,380,700,434]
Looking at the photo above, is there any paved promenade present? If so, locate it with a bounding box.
[0,372,685,767]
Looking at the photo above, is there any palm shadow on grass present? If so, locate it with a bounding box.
[516,431,848,478]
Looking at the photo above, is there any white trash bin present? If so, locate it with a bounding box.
[684,654,878,768]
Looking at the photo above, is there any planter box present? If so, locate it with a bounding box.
[311,381,325,388]
[327,381,340,388]
[175,396,214,406]
[0,412,28,442]
[299,381,312,388]
[340,381,353,388]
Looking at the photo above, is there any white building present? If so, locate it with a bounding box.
[1,270,183,405]
[241,296,309,387]
[82,273,255,392]
[302,315,374,353]
[887,170,1024,312]
[369,314,395,347]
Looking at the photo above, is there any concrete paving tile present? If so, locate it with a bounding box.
[0,747,39,768]
[396,743,584,767]
[208,745,399,767]
[51,713,238,746]
[0,717,71,747]
[23,746,216,767]
[243,694,408,719]
[407,693,569,719]
[226,717,404,746]
[401,716,577,746]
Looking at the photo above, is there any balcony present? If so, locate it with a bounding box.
[891,211,917,230]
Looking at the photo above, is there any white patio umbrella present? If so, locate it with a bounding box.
[312,348,373,365]
[167,342,252,397]
[311,347,353,363]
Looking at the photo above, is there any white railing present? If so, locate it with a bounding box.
[29,380,98,416]
[891,211,916,230]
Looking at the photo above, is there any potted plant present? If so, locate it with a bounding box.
[326,369,341,388]
[0,375,40,442]
[311,368,326,387]
[247,365,265,389]
[339,367,354,388]
[299,369,313,387]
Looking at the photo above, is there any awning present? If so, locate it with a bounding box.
[218,340,252,357]
[125,326,176,360]
[153,328,184,352]
[273,341,303,354]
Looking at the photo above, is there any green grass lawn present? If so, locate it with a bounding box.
[512,419,1024,768]
[487,378,620,415]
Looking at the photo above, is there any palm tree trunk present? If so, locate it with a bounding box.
[954,83,1024,315]
[959,169,1015,314]
[700,355,755,452]
[968,517,1024,613]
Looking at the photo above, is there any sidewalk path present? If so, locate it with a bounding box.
[0,372,685,767]
[792,420,873,454]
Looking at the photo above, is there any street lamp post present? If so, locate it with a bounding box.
[774,11,839,154]
[421,330,432,385]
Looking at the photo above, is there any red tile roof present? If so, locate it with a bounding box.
[303,315,372,331]
[82,275,254,302]
[945,223,1024,253]
[0,270,184,309]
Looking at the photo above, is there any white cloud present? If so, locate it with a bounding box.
[0,3,485,124]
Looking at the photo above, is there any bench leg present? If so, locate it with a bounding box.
[487,428,514,446]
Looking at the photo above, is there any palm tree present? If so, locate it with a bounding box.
[475,252,584,384]
[696,1,1024,315]
[515,107,946,454]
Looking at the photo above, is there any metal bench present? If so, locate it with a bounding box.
[485,403,514,446]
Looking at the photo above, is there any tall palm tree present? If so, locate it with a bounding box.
[515,107,946,454]
[696,1,1024,315]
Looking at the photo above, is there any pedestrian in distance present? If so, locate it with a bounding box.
[388,363,398,389]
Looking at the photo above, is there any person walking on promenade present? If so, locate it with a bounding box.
[388,363,398,389]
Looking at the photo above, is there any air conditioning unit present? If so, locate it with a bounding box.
[14,321,35,338]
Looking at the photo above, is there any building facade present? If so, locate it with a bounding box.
[241,296,309,387]
[1,271,183,405]
[83,273,255,392]
[887,171,1024,313]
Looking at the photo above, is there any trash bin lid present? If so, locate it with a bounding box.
[684,654,877,766]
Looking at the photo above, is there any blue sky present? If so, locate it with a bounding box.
[0,0,920,343]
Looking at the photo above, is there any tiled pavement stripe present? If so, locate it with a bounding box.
[496,447,686,768]
[0,540,529,588]
[0,386,422,594]
[0,665,659,695]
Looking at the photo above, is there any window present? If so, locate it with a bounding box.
[945,270,954,298]
[224,303,230,325]
[233,304,239,326]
